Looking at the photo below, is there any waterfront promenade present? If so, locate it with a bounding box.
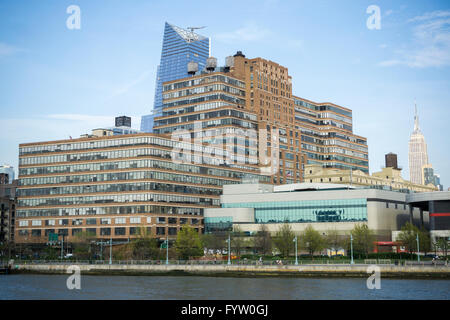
[9,261,450,278]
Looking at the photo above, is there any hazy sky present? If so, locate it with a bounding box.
[1,0,449,189]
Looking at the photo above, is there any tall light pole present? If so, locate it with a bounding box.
[350,234,354,265]
[60,235,64,260]
[227,233,231,265]
[416,233,420,262]
[109,235,112,265]
[166,235,169,265]
[294,236,298,265]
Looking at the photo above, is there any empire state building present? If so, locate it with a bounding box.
[408,105,429,185]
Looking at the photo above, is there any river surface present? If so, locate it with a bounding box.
[1,274,449,300]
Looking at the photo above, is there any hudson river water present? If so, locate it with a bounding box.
[0,275,449,300]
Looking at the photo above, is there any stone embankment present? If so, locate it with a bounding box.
[11,263,450,279]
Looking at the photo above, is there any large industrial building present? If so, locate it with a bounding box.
[15,129,270,244]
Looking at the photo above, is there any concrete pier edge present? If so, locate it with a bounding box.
[10,264,450,279]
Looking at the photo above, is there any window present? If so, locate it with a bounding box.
[168,218,177,224]
[31,229,41,236]
[157,217,166,224]
[156,227,165,235]
[130,217,141,224]
[129,227,138,235]
[59,219,69,226]
[72,219,83,226]
[115,227,126,236]
[101,218,111,225]
[58,229,68,236]
[100,228,111,236]
[168,227,177,235]
[19,220,29,227]
[86,218,97,225]
[115,217,126,224]
[45,219,55,226]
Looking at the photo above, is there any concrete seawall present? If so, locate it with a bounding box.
[11,264,450,279]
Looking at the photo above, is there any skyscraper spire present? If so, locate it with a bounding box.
[414,100,420,132]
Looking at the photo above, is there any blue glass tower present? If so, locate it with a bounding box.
[141,22,210,132]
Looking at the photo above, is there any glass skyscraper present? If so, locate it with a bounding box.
[141,22,210,132]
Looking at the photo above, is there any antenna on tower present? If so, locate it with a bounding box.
[187,26,206,33]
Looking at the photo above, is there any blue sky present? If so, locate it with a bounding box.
[0,0,449,188]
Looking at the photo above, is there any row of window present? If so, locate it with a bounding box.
[222,199,368,223]
[18,216,198,227]
[155,117,258,135]
[163,75,246,92]
[155,109,257,127]
[18,225,201,237]
[20,169,267,188]
[17,205,203,218]
[162,93,246,109]
[19,136,185,156]
[18,181,222,197]
[162,101,232,117]
[20,157,261,180]
[163,83,245,100]
[294,99,353,118]
[18,192,219,208]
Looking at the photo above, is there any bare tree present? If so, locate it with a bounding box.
[254,224,272,255]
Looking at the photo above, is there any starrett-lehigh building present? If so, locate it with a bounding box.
[15,123,270,244]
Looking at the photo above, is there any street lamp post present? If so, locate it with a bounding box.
[416,233,420,262]
[166,235,169,265]
[227,234,231,265]
[294,236,298,265]
[60,235,64,260]
[350,234,354,265]
[109,236,112,265]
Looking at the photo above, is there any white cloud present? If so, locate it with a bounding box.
[408,10,450,22]
[379,10,450,68]
[378,59,401,67]
[215,22,273,43]
[111,70,152,97]
[0,42,24,57]
[47,114,113,123]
